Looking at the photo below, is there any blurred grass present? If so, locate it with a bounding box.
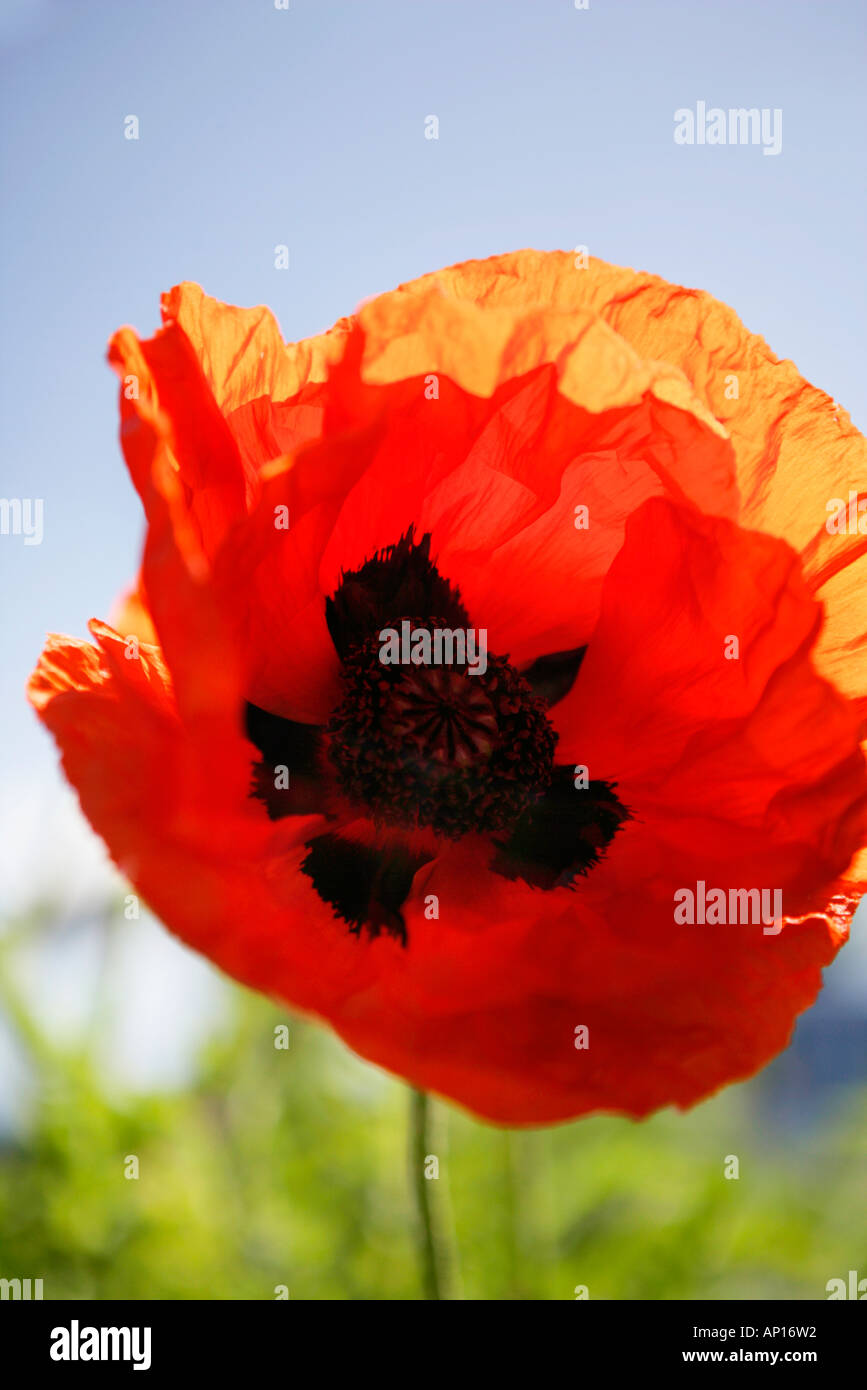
[0,903,865,1300]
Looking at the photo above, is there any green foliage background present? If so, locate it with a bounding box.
[1,903,864,1301]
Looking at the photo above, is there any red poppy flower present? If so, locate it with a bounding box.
[29,251,867,1124]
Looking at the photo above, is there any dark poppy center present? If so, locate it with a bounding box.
[326,620,558,838]
[382,656,499,767]
[246,528,630,943]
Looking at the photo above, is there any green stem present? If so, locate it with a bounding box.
[502,1130,520,1298]
[409,1089,445,1300]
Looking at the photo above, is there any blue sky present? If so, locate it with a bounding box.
[1,0,865,959]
